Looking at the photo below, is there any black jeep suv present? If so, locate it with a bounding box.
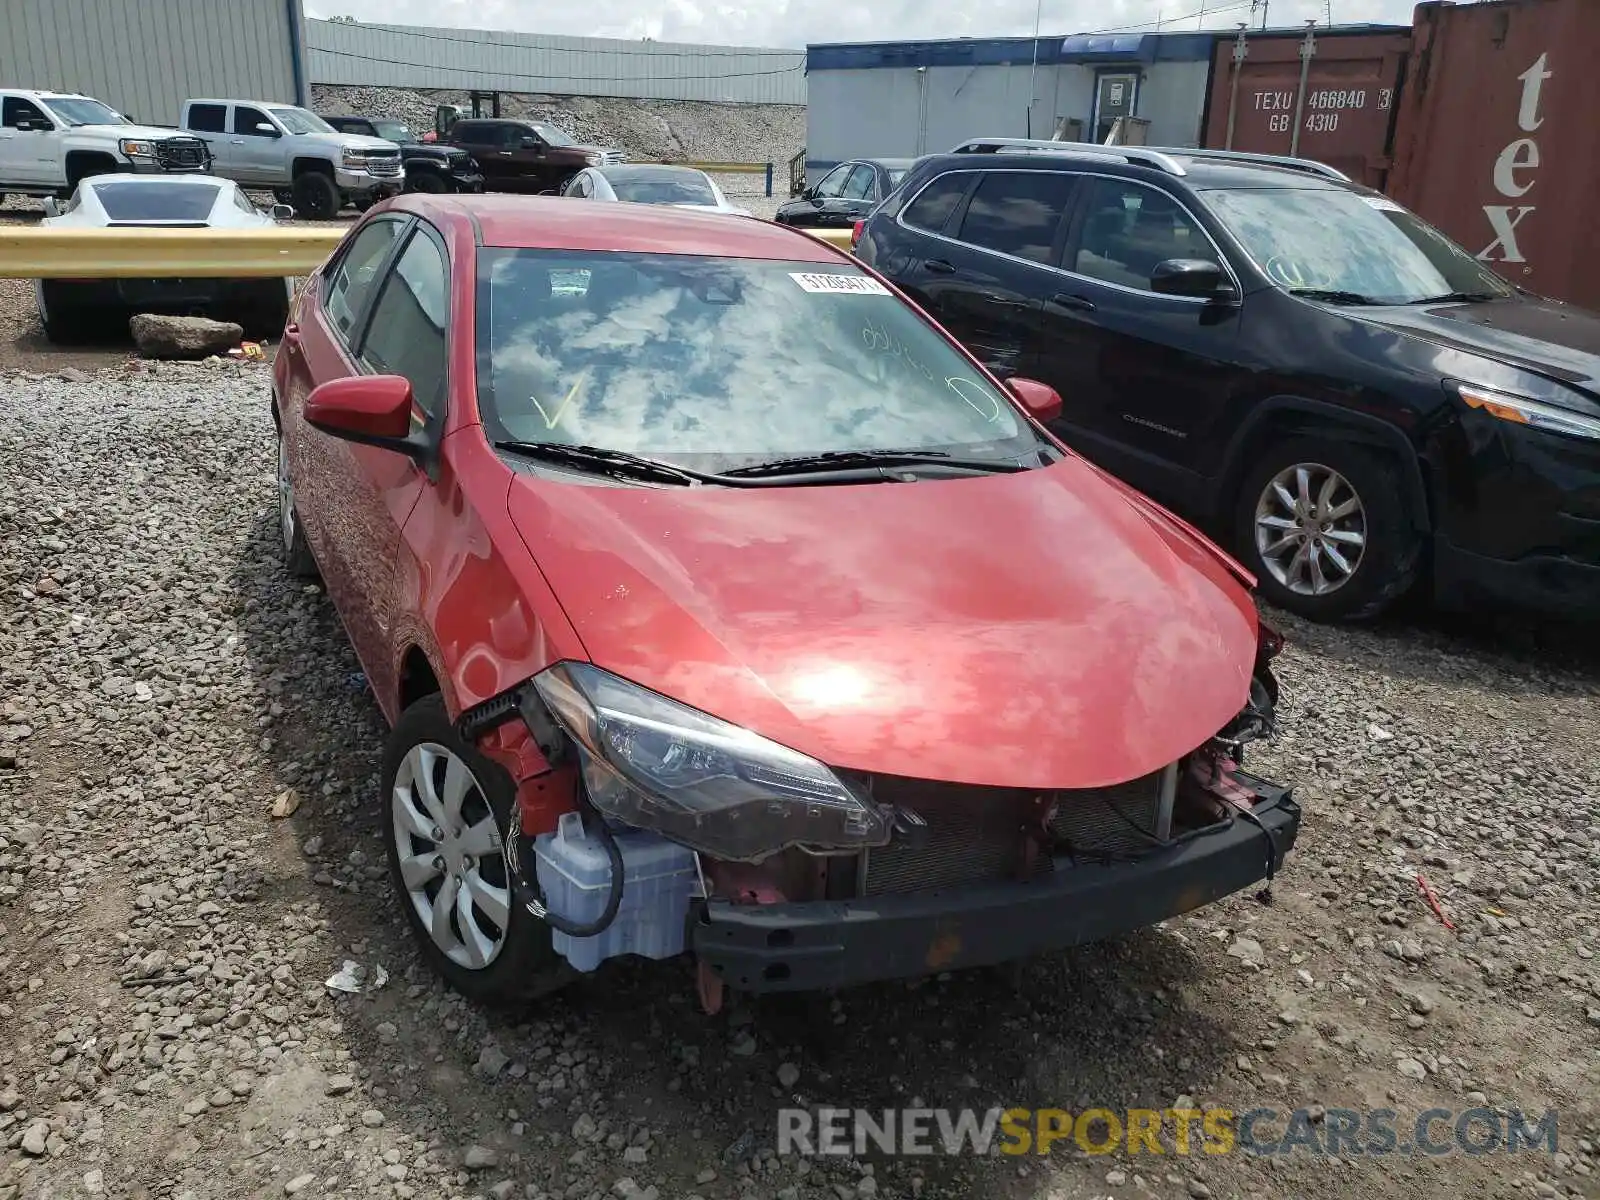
[856,141,1600,622]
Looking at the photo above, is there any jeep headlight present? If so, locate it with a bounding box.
[1457,383,1600,441]
[341,148,368,168]
[119,139,155,158]
[531,662,889,862]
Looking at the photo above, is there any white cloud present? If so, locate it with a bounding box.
[312,0,1421,51]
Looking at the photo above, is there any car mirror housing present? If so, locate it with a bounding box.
[1151,258,1230,300]
[305,376,435,474]
[1005,377,1064,423]
[270,203,295,221]
[254,122,280,137]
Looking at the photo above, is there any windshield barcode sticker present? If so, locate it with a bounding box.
[790,272,891,296]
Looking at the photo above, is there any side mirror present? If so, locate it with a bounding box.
[1151,258,1229,299]
[15,118,46,132]
[254,122,280,136]
[270,203,294,221]
[305,376,431,468]
[1005,377,1064,423]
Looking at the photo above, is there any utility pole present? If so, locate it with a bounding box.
[1026,0,1043,138]
[1197,0,1208,31]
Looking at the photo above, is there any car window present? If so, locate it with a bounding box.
[841,166,875,201]
[957,171,1077,265]
[901,173,970,234]
[93,179,223,221]
[1073,178,1219,290]
[232,187,257,214]
[813,165,851,198]
[1203,187,1513,304]
[233,105,274,136]
[2,97,50,128]
[360,230,449,418]
[323,219,403,342]
[477,250,1040,472]
[185,103,226,133]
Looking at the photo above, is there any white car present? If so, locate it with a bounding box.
[37,174,295,344]
[559,164,752,215]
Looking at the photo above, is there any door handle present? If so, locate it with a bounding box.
[229,138,244,144]
[497,150,513,156]
[924,259,956,275]
[1050,292,1097,312]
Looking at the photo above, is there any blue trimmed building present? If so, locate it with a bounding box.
[802,31,1219,185]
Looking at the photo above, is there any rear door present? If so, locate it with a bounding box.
[906,168,1079,379]
[1033,174,1244,505]
[451,122,502,185]
[182,102,228,171]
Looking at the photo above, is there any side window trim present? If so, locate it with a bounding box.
[319,215,413,357]
[355,220,452,422]
[1059,174,1241,299]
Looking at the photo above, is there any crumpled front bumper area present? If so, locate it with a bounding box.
[693,788,1299,993]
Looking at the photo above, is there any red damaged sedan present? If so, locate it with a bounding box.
[272,195,1296,1008]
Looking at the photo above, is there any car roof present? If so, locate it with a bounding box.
[911,151,1346,192]
[86,175,226,189]
[595,164,708,182]
[394,194,843,262]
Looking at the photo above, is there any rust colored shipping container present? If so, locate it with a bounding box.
[1200,27,1412,187]
[1387,0,1600,311]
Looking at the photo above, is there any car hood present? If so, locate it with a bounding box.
[1349,294,1600,399]
[338,134,401,152]
[506,458,1259,789]
[78,122,201,142]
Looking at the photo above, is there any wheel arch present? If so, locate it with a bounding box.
[1218,396,1433,533]
[291,157,335,178]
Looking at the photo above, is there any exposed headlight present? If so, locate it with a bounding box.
[341,148,369,167]
[583,153,603,165]
[119,139,155,157]
[531,662,889,862]
[1457,383,1600,441]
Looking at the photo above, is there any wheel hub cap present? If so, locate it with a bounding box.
[1254,462,1368,597]
[391,743,511,970]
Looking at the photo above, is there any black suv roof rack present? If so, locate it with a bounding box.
[948,138,1188,177]
[1158,147,1351,181]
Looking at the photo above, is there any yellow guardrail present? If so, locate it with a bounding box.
[0,220,854,279]
[0,226,347,279]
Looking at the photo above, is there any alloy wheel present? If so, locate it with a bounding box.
[1253,462,1368,596]
[390,743,512,970]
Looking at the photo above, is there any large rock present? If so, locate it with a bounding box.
[129,313,242,360]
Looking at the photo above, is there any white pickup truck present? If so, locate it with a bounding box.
[0,89,211,202]
[178,99,404,220]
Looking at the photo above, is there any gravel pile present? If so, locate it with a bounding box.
[312,84,804,212]
[1,362,1598,1200]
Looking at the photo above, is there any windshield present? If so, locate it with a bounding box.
[610,176,717,206]
[477,251,1036,472]
[371,120,414,143]
[42,97,125,126]
[531,123,575,147]
[270,106,336,135]
[1203,187,1513,304]
[92,179,221,221]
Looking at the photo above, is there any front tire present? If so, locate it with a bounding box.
[1233,436,1421,622]
[382,694,566,1005]
[291,170,341,221]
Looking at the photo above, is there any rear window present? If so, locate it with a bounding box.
[93,180,221,222]
[609,176,716,206]
[476,250,1034,471]
[186,103,225,133]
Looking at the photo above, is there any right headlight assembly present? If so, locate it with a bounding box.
[1456,382,1600,441]
[530,662,890,862]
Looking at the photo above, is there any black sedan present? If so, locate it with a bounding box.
[775,158,915,228]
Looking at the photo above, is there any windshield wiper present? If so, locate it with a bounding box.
[720,448,1027,478]
[495,440,717,486]
[1286,288,1383,306]
[1405,291,1503,305]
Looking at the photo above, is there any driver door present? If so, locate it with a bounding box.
[229,104,283,187]
[794,164,852,226]
[504,125,550,191]
[0,96,55,184]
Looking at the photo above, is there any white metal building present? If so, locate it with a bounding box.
[305,20,807,106]
[803,32,1217,186]
[0,0,308,127]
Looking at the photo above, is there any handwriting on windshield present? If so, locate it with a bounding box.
[529,372,587,430]
[946,376,1003,425]
[860,316,936,383]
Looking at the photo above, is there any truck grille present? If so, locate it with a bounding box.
[154,137,211,172]
[860,768,1173,897]
[597,151,626,166]
[365,150,402,177]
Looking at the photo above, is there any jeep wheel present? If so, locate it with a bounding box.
[406,172,448,194]
[291,171,341,221]
[1234,437,1421,622]
[382,694,568,1006]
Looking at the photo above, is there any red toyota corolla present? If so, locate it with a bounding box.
[273,194,1296,1009]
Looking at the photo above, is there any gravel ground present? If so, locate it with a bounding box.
[2,363,1599,1200]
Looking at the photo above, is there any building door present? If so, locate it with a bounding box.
[1093,73,1139,143]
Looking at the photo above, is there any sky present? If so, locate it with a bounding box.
[304,0,1425,50]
